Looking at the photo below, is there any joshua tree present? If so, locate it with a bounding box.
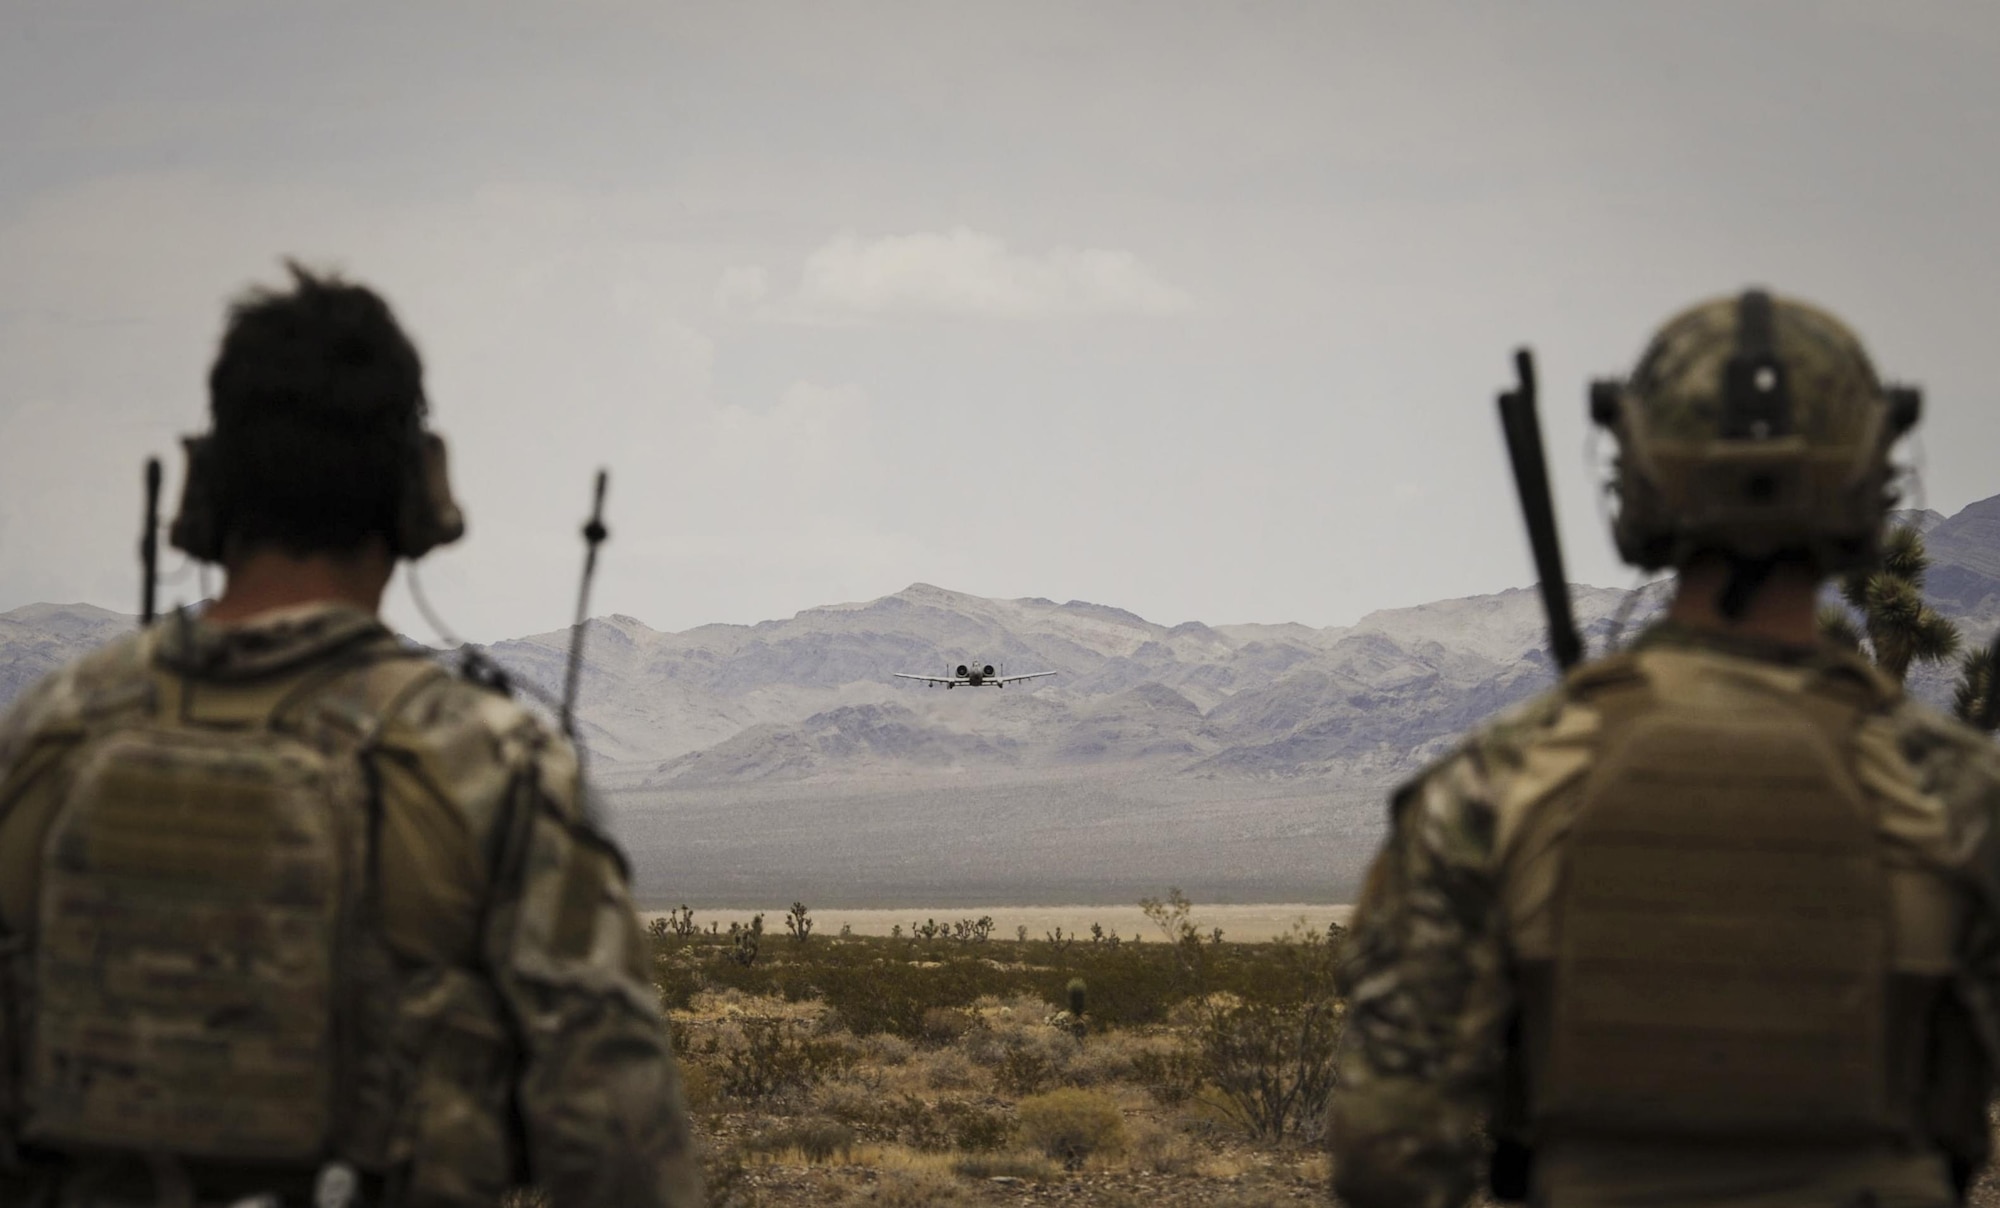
[1820,525,2000,733]
[1819,526,1960,684]
[785,901,813,944]
[1954,636,2000,733]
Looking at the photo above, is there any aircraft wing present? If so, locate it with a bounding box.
[993,671,1058,684]
[894,673,957,684]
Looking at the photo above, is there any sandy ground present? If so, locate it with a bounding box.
[643,903,1352,943]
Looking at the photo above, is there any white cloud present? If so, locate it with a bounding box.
[763,227,1192,322]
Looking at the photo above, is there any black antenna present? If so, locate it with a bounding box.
[140,457,162,626]
[560,469,610,738]
[1497,348,1583,672]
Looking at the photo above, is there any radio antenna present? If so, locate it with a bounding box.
[560,469,610,738]
[1497,348,1583,672]
[140,457,162,626]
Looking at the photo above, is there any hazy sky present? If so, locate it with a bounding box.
[5,2,1998,641]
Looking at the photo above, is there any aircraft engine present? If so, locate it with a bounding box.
[982,665,996,677]
[956,664,970,677]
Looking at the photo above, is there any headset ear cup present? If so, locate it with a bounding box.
[167,435,225,563]
[394,431,467,558]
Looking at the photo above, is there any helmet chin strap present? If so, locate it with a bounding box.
[1717,556,1780,621]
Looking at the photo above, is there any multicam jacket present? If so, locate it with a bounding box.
[1330,623,2000,1208]
[0,604,701,1207]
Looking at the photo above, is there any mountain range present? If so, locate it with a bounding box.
[6,492,1997,904]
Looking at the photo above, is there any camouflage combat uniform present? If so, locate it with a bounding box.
[0,604,702,1207]
[1331,623,2000,1208]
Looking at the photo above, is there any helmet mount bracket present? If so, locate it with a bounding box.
[1722,289,1793,441]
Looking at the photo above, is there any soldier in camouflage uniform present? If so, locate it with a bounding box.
[0,265,702,1207]
[1330,291,2000,1208]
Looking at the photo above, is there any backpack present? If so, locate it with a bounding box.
[19,647,438,1165]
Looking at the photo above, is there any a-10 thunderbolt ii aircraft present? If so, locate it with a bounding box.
[895,662,1057,689]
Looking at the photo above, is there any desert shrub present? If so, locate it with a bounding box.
[1139,889,1344,1140]
[813,956,998,1038]
[647,915,1205,1030]
[936,1100,1013,1153]
[962,1011,1044,1066]
[742,1117,855,1164]
[1028,942,1182,1029]
[834,1092,953,1151]
[1063,1032,1147,1087]
[1129,1046,1203,1107]
[998,992,1051,1019]
[810,1080,878,1125]
[676,1060,720,1114]
[858,1033,914,1066]
[1191,983,1342,1139]
[838,1093,1008,1153]
[951,1152,1060,1182]
[644,897,1343,1116]
[687,1015,852,1103]
[871,1095,943,1148]
[920,1005,978,1045]
[994,1046,1057,1097]
[961,1026,1009,1066]
[1015,1089,1126,1167]
[922,1049,980,1090]
[699,1143,757,1208]
[1128,1120,1199,1175]
[655,951,703,1012]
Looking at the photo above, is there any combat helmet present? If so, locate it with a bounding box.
[1591,289,1921,576]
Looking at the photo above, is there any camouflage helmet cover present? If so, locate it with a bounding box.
[1596,289,1919,572]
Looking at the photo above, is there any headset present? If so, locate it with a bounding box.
[167,420,465,563]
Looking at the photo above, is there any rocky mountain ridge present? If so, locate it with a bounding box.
[7,493,1998,796]
[497,580,1664,788]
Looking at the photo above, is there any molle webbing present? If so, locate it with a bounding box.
[31,728,344,1159]
[19,646,442,1166]
[1544,684,1892,1140]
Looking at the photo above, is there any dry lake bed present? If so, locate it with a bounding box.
[643,902,1352,942]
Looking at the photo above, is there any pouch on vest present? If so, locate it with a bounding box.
[390,968,516,1205]
[1541,688,1893,1141]
[25,723,355,1162]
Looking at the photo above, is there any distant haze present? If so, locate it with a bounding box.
[5,4,1999,642]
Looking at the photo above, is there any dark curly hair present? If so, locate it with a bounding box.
[207,261,426,555]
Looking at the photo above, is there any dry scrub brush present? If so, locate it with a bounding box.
[1140,888,1345,1141]
[658,892,1348,1206]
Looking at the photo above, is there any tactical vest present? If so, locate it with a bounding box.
[1505,649,1972,1163]
[0,633,524,1204]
